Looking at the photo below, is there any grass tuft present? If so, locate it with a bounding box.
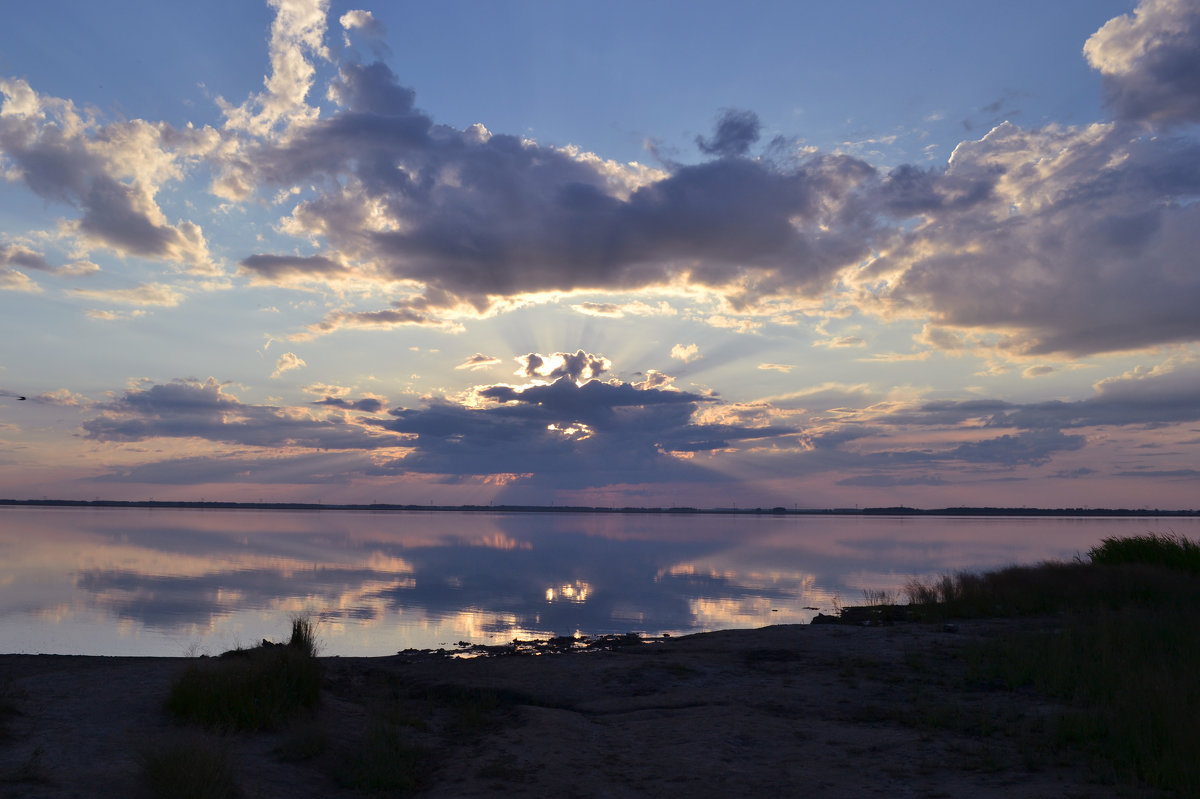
[140,736,242,799]
[166,618,322,731]
[336,717,427,792]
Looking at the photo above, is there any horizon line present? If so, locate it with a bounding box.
[2,498,1197,517]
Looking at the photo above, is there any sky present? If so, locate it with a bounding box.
[1,0,1199,509]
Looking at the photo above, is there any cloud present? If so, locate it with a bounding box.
[72,283,184,307]
[271,351,307,378]
[376,369,788,489]
[218,0,330,137]
[1084,0,1200,125]
[82,377,401,450]
[232,53,879,323]
[85,309,146,321]
[0,268,40,292]
[311,395,384,412]
[945,430,1087,467]
[298,304,464,337]
[570,300,675,318]
[696,109,761,158]
[339,9,384,36]
[0,79,218,272]
[868,120,1200,356]
[32,388,86,406]
[670,343,700,363]
[238,254,349,283]
[455,353,501,371]
[757,363,793,373]
[888,361,1200,431]
[814,335,866,349]
[4,0,1200,364]
[515,350,611,383]
[0,243,53,272]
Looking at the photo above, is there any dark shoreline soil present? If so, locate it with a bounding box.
[1,620,1133,798]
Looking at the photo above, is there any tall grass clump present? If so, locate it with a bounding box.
[166,617,322,731]
[1087,532,1200,573]
[898,534,1200,794]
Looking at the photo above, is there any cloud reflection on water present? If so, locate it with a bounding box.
[3,507,1196,656]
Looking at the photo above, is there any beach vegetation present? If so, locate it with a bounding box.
[336,716,427,792]
[165,616,322,731]
[878,533,1200,795]
[1086,531,1200,573]
[140,735,242,799]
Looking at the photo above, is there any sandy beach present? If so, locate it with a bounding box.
[1,619,1124,798]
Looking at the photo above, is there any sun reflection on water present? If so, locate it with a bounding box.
[544,580,591,603]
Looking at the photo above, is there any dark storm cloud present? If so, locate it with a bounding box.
[1085,0,1200,125]
[696,109,761,158]
[82,377,401,450]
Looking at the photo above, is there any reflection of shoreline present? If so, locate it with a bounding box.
[3,498,1197,517]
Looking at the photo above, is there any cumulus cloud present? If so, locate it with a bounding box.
[757,363,793,373]
[867,120,1200,356]
[0,243,54,272]
[0,79,218,272]
[376,364,788,489]
[231,51,879,325]
[670,343,700,363]
[1084,0,1200,124]
[339,9,383,35]
[515,350,611,383]
[2,0,1199,365]
[0,268,40,292]
[271,351,307,378]
[218,0,330,137]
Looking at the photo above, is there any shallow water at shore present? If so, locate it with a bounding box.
[3,506,1196,656]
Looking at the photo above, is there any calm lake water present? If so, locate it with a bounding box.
[2,506,1196,656]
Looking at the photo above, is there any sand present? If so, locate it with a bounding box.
[0,619,1126,798]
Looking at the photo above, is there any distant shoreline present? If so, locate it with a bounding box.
[1,498,1196,517]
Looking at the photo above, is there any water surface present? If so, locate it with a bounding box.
[2,506,1193,656]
